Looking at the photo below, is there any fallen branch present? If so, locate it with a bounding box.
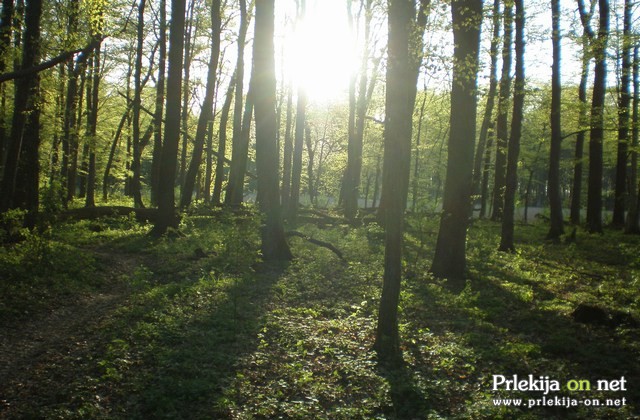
[286,230,346,262]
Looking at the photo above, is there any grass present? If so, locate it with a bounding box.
[1,211,638,419]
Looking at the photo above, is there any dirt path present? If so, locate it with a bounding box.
[0,249,140,418]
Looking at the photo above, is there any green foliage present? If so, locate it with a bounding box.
[2,215,638,419]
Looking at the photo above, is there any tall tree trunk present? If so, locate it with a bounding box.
[103,107,131,200]
[479,124,495,218]
[376,0,428,223]
[547,0,564,240]
[225,0,252,207]
[150,0,166,206]
[130,0,146,208]
[281,85,294,210]
[412,84,427,211]
[490,1,512,221]
[151,0,186,236]
[571,37,590,225]
[626,45,640,233]
[343,0,373,221]
[304,124,315,206]
[499,0,525,251]
[179,0,196,187]
[0,0,41,219]
[85,9,102,209]
[473,0,500,204]
[288,85,306,223]
[0,0,13,168]
[225,81,253,206]
[612,0,632,228]
[212,72,236,205]
[586,0,609,234]
[374,0,416,365]
[252,0,292,261]
[431,0,482,290]
[287,0,308,224]
[181,0,221,209]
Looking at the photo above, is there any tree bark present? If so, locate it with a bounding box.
[473,0,500,205]
[625,46,640,233]
[150,0,166,206]
[499,0,525,251]
[85,41,101,208]
[179,0,197,188]
[431,0,482,290]
[151,0,186,236]
[0,0,41,220]
[281,85,294,210]
[547,0,564,240]
[343,0,374,221]
[225,0,253,207]
[490,1,512,221]
[612,0,632,228]
[570,37,589,225]
[374,0,416,365]
[180,0,221,209]
[130,0,146,208]
[212,72,236,206]
[586,0,609,234]
[0,0,13,167]
[252,0,292,261]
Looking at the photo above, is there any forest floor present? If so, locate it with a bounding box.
[0,210,639,419]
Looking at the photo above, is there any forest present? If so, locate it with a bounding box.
[0,0,639,418]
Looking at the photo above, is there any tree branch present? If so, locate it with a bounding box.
[286,230,346,262]
[0,38,102,83]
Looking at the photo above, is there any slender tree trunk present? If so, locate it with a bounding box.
[431,0,482,290]
[224,0,252,207]
[225,81,253,205]
[586,0,609,234]
[490,1,512,221]
[130,0,146,208]
[151,0,185,236]
[304,124,315,206]
[376,0,429,223]
[103,107,131,200]
[626,46,640,233]
[289,90,307,223]
[212,72,236,205]
[374,0,417,365]
[412,86,427,212]
[0,0,41,218]
[281,85,294,210]
[253,0,292,261]
[0,0,13,168]
[181,0,221,209]
[85,45,100,208]
[150,0,166,206]
[472,0,500,201]
[612,0,632,228]
[571,38,590,225]
[372,152,381,208]
[479,124,495,218]
[179,0,196,188]
[499,0,525,251]
[343,0,373,221]
[204,120,214,200]
[547,0,564,240]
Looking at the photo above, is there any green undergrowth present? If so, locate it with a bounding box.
[1,211,638,419]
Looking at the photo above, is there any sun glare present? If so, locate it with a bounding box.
[279,0,358,104]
